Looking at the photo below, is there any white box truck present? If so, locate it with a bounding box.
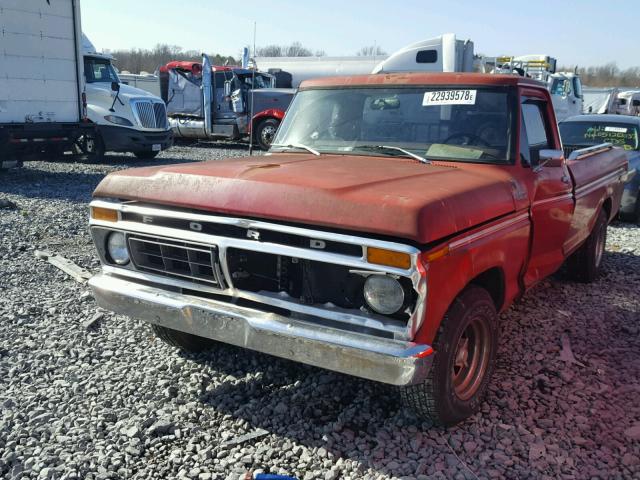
[0,0,94,168]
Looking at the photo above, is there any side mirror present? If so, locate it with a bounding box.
[538,149,564,168]
[111,81,120,92]
[223,80,231,97]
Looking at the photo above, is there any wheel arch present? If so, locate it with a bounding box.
[602,196,613,221]
[469,267,506,312]
[250,108,286,134]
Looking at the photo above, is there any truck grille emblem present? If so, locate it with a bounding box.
[310,239,326,249]
[142,216,153,224]
[189,222,203,232]
[246,229,260,240]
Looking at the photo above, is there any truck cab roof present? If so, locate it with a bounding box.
[159,61,255,76]
[299,72,546,90]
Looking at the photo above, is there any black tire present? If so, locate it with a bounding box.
[133,150,160,160]
[401,285,498,426]
[566,208,607,283]
[254,118,279,150]
[74,132,105,162]
[151,325,216,353]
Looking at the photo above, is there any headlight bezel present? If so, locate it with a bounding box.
[106,231,130,265]
[363,274,406,315]
[104,114,134,127]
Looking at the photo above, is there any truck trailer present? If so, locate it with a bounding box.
[255,34,475,88]
[0,0,94,168]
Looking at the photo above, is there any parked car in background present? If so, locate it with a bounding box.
[561,114,640,222]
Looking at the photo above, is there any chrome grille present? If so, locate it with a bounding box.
[127,234,221,286]
[133,101,167,129]
[153,103,167,129]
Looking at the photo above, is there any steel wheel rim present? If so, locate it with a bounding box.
[260,125,276,145]
[86,137,96,153]
[595,223,605,268]
[452,315,491,401]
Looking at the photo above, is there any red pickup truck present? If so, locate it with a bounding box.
[88,73,629,426]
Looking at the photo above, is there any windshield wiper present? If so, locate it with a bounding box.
[354,145,430,164]
[270,143,320,156]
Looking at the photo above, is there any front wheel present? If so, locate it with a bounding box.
[566,208,607,283]
[401,285,498,426]
[254,118,279,150]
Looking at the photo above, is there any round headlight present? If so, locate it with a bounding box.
[107,232,129,265]
[363,275,405,315]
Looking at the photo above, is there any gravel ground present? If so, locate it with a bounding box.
[1,146,639,480]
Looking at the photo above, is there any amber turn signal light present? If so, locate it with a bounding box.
[424,245,450,263]
[91,206,118,222]
[367,247,411,269]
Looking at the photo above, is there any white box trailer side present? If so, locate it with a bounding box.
[0,0,93,167]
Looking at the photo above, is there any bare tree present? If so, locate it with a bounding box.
[284,42,312,57]
[110,44,237,73]
[356,45,387,57]
[256,45,283,57]
[558,62,640,87]
[256,42,314,57]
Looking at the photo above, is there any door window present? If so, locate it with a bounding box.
[521,101,551,164]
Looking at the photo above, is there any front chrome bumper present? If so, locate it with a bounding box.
[89,273,433,386]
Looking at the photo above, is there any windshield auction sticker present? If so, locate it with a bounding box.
[604,126,628,133]
[423,90,477,106]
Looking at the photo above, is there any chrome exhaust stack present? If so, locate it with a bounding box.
[202,53,213,138]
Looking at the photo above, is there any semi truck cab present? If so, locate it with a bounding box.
[160,56,295,150]
[81,36,173,160]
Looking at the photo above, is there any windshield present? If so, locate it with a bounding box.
[84,57,120,83]
[560,122,639,150]
[271,87,515,164]
[238,73,273,89]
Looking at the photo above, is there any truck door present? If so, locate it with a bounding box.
[520,93,574,288]
[214,72,235,123]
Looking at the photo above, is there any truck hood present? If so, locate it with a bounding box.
[93,154,517,244]
[87,82,160,102]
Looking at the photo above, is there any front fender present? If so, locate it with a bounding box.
[249,109,286,133]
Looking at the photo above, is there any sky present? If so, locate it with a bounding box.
[81,0,639,68]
